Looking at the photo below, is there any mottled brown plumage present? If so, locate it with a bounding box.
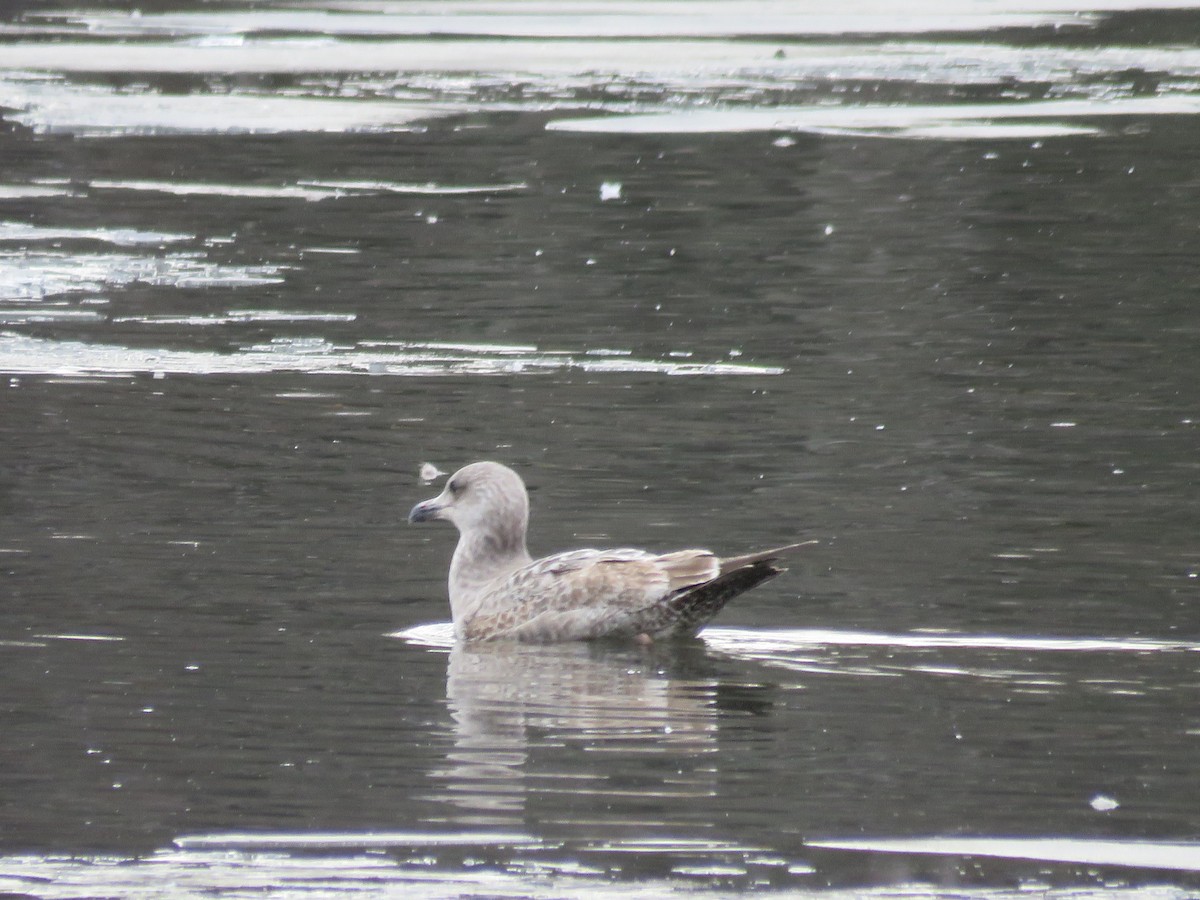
[409,461,814,642]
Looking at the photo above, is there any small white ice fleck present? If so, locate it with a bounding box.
[823,224,834,236]
[773,136,796,148]
[1050,422,1077,428]
[1090,794,1119,812]
[419,462,445,484]
[599,181,622,201]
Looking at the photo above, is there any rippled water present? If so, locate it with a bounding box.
[2,1,1200,897]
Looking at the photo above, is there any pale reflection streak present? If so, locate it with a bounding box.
[0,333,783,378]
[701,626,1200,685]
[426,640,720,829]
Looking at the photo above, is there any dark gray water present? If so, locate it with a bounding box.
[2,2,1200,897]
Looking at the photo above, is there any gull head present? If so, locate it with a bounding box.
[408,461,530,538]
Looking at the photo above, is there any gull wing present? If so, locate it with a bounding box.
[462,548,719,641]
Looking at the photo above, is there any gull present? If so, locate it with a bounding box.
[408,461,814,643]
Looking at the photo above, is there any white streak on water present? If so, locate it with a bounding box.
[547,95,1200,136]
[299,179,528,195]
[174,830,538,849]
[393,623,1200,654]
[392,622,456,648]
[113,310,359,326]
[701,627,1200,654]
[0,333,786,378]
[31,633,125,642]
[0,847,1189,899]
[0,221,193,246]
[0,252,285,301]
[0,183,76,199]
[90,179,353,201]
[808,837,1200,872]
[12,4,1099,40]
[8,39,1200,82]
[0,81,445,135]
[0,309,105,324]
[87,178,526,200]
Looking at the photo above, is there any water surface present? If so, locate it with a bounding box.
[2,1,1200,896]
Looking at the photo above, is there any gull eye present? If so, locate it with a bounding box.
[447,478,464,497]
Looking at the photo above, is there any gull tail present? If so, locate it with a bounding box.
[662,539,817,638]
[718,539,818,574]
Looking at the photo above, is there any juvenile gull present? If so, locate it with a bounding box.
[408,461,814,643]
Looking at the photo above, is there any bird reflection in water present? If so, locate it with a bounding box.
[423,639,753,832]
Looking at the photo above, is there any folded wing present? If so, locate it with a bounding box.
[462,545,815,642]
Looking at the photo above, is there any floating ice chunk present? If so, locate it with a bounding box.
[599,181,622,201]
[0,221,192,246]
[1090,794,1120,812]
[548,96,1200,138]
[92,179,349,201]
[809,836,1200,872]
[419,462,445,484]
[0,81,442,136]
[174,830,536,850]
[0,332,786,378]
[13,7,1099,41]
[32,633,124,642]
[0,251,285,301]
[0,183,76,199]
[300,179,527,195]
[114,310,357,326]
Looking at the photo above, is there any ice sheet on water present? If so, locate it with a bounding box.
[8,39,1200,85]
[808,836,1200,872]
[4,32,1200,140]
[699,626,1200,685]
[392,622,456,648]
[15,3,1098,40]
[173,830,538,849]
[0,309,106,324]
[0,333,786,378]
[114,310,358,326]
[700,626,1200,654]
[547,95,1200,137]
[90,179,352,201]
[0,79,444,136]
[299,179,528,195]
[0,183,76,199]
[0,221,193,246]
[88,178,525,200]
[0,252,285,302]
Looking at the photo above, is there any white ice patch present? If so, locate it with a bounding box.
[547,95,1200,137]
[12,4,1100,41]
[0,80,445,136]
[0,252,284,302]
[809,836,1200,872]
[0,333,786,378]
[0,221,193,246]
